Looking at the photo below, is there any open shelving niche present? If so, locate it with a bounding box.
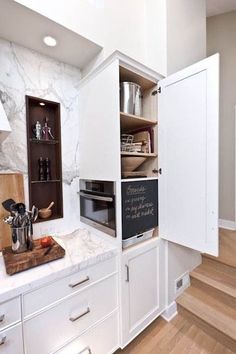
[119,65,159,247]
[119,65,158,180]
[26,96,63,223]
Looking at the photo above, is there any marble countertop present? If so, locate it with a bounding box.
[0,229,118,303]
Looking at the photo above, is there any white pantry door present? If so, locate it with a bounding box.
[158,54,219,256]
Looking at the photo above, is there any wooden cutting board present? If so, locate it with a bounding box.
[2,238,65,275]
[0,173,25,250]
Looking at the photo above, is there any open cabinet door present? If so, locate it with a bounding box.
[158,54,219,256]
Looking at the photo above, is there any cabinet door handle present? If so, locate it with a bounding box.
[0,314,5,322]
[69,276,90,288]
[125,264,129,282]
[0,335,6,345]
[69,307,90,322]
[78,346,92,354]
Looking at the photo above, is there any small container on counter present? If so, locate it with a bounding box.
[11,227,28,253]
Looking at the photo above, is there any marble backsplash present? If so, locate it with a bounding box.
[0,38,81,236]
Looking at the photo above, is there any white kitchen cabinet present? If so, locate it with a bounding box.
[24,275,117,354]
[0,297,21,331]
[23,257,116,318]
[0,323,23,354]
[121,238,165,347]
[78,60,120,181]
[158,54,219,256]
[22,254,118,354]
[79,51,219,256]
[54,311,118,354]
[79,51,219,348]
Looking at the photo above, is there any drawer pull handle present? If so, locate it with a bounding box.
[69,307,90,322]
[0,336,6,345]
[69,276,90,288]
[0,315,5,322]
[125,264,129,282]
[78,346,92,354]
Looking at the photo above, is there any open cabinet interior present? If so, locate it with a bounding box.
[119,65,159,248]
[119,65,158,179]
[26,96,63,223]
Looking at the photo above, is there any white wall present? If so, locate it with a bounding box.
[207,12,236,223]
[15,0,148,72]
[144,0,167,75]
[166,0,206,74]
[15,0,206,77]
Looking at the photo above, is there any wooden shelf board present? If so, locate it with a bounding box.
[119,66,157,91]
[35,214,63,224]
[31,180,61,184]
[120,112,157,131]
[121,152,157,157]
[30,139,59,144]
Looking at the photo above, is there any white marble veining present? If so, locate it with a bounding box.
[0,228,118,303]
[0,38,81,236]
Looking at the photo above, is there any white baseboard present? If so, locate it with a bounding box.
[219,219,236,230]
[161,301,178,322]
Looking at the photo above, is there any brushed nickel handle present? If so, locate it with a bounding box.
[78,346,92,354]
[69,307,90,322]
[0,314,5,322]
[125,264,129,282]
[69,276,90,288]
[0,335,6,345]
[80,192,113,202]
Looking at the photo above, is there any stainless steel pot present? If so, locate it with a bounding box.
[120,82,142,116]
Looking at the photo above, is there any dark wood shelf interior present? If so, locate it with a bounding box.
[26,96,63,223]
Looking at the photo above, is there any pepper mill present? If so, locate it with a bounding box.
[38,157,45,181]
[45,157,51,181]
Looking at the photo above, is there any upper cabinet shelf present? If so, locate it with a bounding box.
[120,112,157,132]
[121,151,157,157]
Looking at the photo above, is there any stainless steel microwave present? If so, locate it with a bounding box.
[79,180,116,237]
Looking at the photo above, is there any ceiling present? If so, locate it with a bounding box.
[0,0,102,69]
[207,0,236,17]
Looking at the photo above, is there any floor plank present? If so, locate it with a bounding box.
[117,315,236,354]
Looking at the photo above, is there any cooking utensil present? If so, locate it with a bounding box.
[44,244,53,256]
[14,202,26,215]
[39,202,54,219]
[3,215,14,225]
[2,199,16,212]
[121,156,146,172]
[120,82,142,116]
[31,205,38,222]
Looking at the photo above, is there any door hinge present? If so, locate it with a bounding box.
[152,90,158,96]
[152,168,162,175]
[158,87,161,94]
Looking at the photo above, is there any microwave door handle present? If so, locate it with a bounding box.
[80,192,113,202]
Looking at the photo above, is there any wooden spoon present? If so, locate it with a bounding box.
[45,202,54,211]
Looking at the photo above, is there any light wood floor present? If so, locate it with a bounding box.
[117,315,236,354]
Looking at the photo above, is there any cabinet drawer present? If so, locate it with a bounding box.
[24,274,117,354]
[55,311,118,354]
[0,323,23,354]
[23,257,116,317]
[0,297,21,330]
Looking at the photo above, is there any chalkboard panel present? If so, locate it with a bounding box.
[122,180,158,239]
